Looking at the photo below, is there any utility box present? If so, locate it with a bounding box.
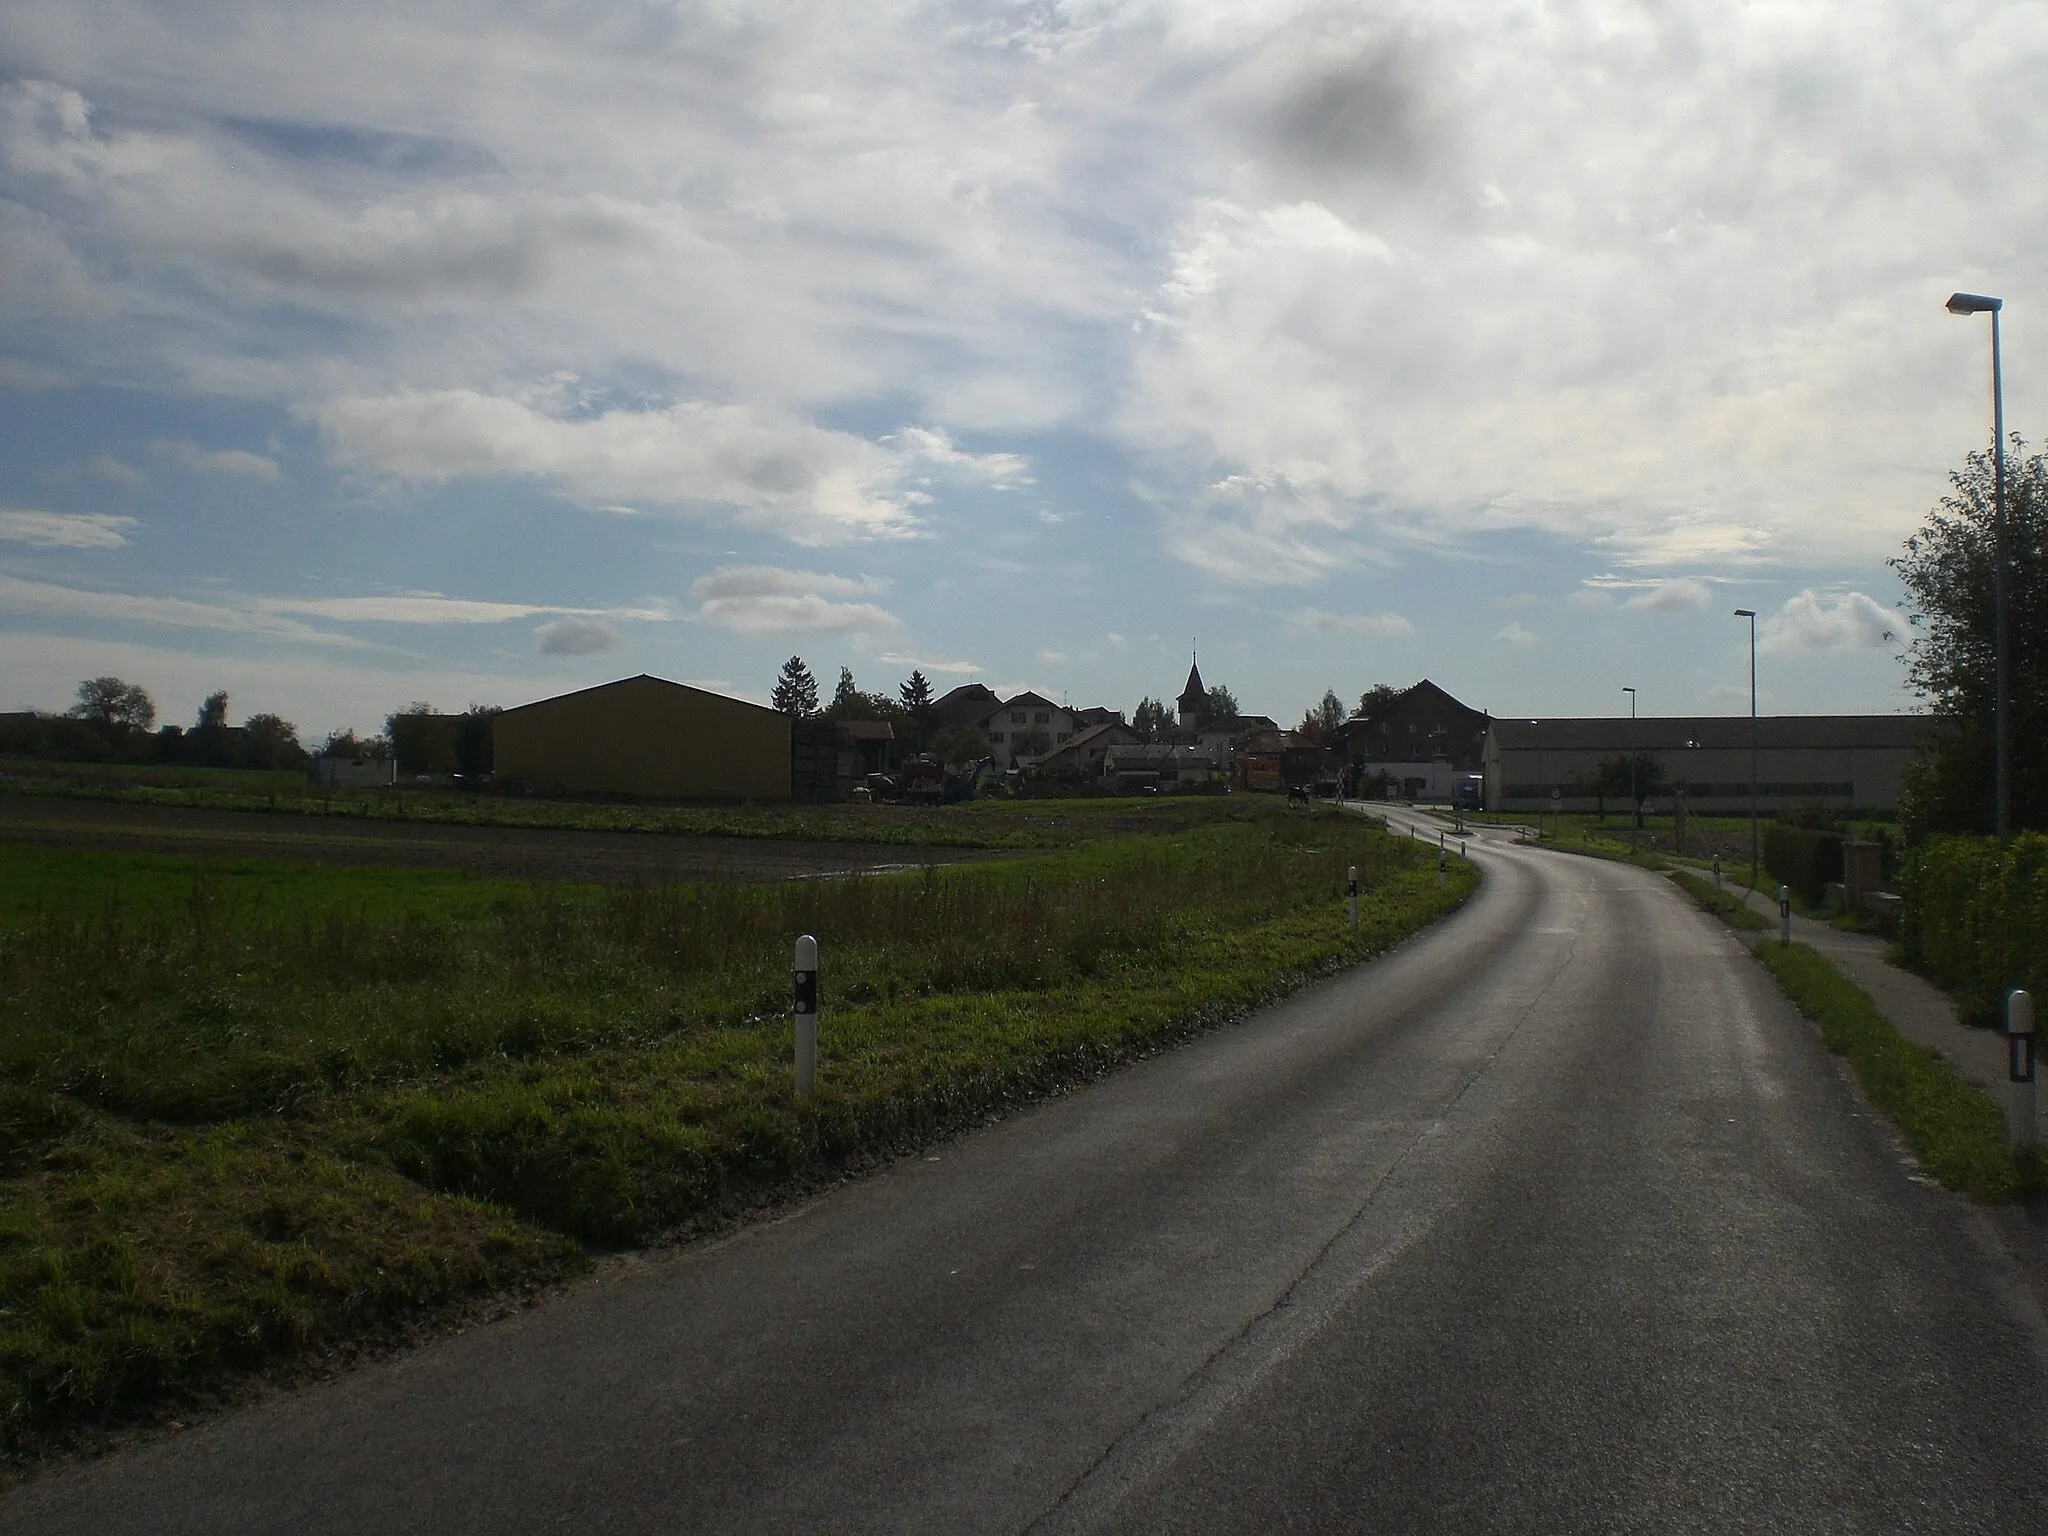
[1844,841,1884,912]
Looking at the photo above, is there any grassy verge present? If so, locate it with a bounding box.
[1668,869,1770,930]
[0,805,1474,1465]
[1752,944,2042,1200]
[1667,870,2040,1201]
[0,759,1259,851]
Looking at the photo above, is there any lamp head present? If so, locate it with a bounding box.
[1733,608,1755,618]
[1947,292,2003,315]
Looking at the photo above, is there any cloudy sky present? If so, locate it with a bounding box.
[2,1,2042,741]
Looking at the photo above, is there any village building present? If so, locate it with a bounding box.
[981,691,1076,768]
[493,675,790,800]
[1335,680,1489,801]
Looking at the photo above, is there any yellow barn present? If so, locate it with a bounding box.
[493,675,791,801]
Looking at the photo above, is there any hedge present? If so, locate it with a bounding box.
[1764,824,1843,905]
[1900,832,2048,1026]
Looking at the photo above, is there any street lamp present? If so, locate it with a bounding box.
[1622,686,1637,830]
[1945,291,2010,839]
[1734,609,1757,884]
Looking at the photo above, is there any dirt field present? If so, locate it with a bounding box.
[0,795,1006,884]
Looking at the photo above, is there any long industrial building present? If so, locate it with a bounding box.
[493,675,790,801]
[1483,715,1939,815]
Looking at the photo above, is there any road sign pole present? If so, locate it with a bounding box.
[2009,990,2036,1151]
[793,934,818,1095]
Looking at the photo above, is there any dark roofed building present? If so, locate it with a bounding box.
[1176,657,1208,729]
[930,683,1002,728]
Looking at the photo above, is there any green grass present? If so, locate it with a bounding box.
[0,760,1268,850]
[1668,869,1771,930]
[1752,944,2042,1201]
[0,805,1474,1461]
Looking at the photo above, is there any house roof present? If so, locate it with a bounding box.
[1195,714,1280,736]
[1177,658,1207,711]
[995,691,1060,712]
[1034,720,1141,769]
[930,683,1001,726]
[1487,715,1941,753]
[1340,679,1485,734]
[499,674,780,720]
[1105,743,1216,767]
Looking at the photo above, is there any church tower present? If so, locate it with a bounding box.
[1177,654,1208,731]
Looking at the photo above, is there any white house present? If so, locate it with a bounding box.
[982,691,1077,768]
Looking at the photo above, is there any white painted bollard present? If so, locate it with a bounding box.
[1347,864,1358,929]
[2008,990,2036,1152]
[793,934,818,1095]
[1712,856,1722,891]
[1437,831,1446,887]
[1778,884,1791,947]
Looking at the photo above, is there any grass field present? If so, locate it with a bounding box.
[0,799,1473,1465]
[0,757,1248,851]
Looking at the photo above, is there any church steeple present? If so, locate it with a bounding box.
[1177,653,1207,727]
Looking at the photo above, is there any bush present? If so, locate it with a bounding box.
[1764,823,1843,904]
[1900,832,2048,1026]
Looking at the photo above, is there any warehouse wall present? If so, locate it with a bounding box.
[494,675,791,801]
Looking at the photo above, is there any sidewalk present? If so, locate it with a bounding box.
[1725,881,2033,1132]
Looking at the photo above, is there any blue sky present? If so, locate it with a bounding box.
[3,1,2043,744]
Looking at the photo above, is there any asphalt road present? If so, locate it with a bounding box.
[11,818,2048,1532]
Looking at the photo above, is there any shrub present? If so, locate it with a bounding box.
[1900,832,2048,1026]
[1764,823,1843,904]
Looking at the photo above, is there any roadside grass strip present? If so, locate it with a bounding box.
[0,807,1475,1462]
[1668,870,1770,930]
[1668,872,2039,1201]
[1751,944,2034,1202]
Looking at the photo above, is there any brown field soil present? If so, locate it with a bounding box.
[0,794,1004,884]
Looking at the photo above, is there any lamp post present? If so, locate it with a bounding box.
[1945,291,2010,840]
[1734,609,1758,885]
[1622,686,1637,831]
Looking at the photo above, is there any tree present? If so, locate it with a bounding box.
[243,713,306,769]
[832,666,859,712]
[772,656,820,717]
[70,676,155,743]
[1591,753,1670,822]
[1891,436,2048,834]
[1358,683,1400,719]
[1133,697,1173,742]
[932,722,990,767]
[898,669,934,716]
[1308,688,1347,741]
[194,690,230,733]
[454,704,500,777]
[1203,684,1240,721]
[322,728,389,761]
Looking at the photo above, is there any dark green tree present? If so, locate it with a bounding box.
[1592,753,1670,823]
[195,690,229,733]
[71,676,155,735]
[1132,697,1172,742]
[243,713,306,770]
[1357,683,1400,719]
[1203,684,1240,721]
[771,656,820,717]
[1892,436,2048,835]
[898,669,934,716]
[932,722,989,766]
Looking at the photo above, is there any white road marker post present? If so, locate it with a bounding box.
[1712,855,1722,892]
[793,934,819,1096]
[2008,990,2036,1152]
[1777,884,1792,947]
[1347,864,1358,930]
[1437,831,1446,887]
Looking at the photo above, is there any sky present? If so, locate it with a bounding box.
[3,0,2044,744]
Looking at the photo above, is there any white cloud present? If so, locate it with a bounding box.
[86,453,143,489]
[535,616,619,656]
[876,651,981,675]
[1495,621,1538,646]
[1036,649,1069,664]
[254,591,666,626]
[152,439,282,480]
[1758,590,1900,654]
[0,571,363,646]
[1290,607,1414,637]
[311,392,1024,544]
[1623,579,1712,614]
[0,508,135,548]
[688,565,902,638]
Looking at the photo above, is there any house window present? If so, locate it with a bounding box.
[1057,732,1071,743]
[989,731,1004,742]
[1035,711,1049,724]
[1011,712,1026,724]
